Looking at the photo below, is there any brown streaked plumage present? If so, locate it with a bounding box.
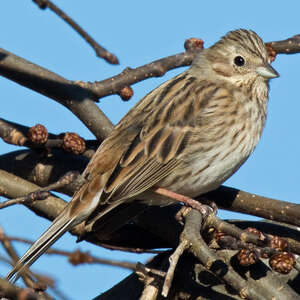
[7,29,279,281]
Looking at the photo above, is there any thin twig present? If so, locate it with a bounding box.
[0,278,32,300]
[0,191,50,209]
[161,239,189,297]
[139,284,159,300]
[0,172,80,209]
[5,234,137,271]
[136,264,161,300]
[0,169,69,223]
[206,214,267,246]
[32,0,119,64]
[67,249,137,270]
[0,227,35,287]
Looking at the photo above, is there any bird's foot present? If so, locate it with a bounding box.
[154,188,216,224]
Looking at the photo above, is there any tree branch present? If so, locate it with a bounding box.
[203,186,300,227]
[0,34,299,141]
[0,118,99,159]
[183,210,300,300]
[32,0,119,64]
[268,34,300,54]
[0,169,67,224]
[85,51,198,99]
[0,48,113,140]
[1,147,300,238]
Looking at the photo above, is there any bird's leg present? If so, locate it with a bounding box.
[154,188,216,223]
[197,197,218,214]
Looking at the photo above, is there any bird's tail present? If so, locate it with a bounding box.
[6,212,77,283]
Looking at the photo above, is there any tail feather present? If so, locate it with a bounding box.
[6,213,76,282]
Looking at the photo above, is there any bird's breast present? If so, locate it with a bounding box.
[160,105,266,198]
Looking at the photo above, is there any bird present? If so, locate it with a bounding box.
[7,29,279,281]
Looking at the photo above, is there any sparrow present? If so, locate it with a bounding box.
[7,29,279,281]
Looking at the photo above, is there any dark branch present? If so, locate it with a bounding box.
[1,148,300,231]
[183,210,300,300]
[203,186,300,227]
[269,34,300,54]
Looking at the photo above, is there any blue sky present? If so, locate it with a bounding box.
[0,1,299,299]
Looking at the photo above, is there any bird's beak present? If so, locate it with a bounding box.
[256,64,279,79]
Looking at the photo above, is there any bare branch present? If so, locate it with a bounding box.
[203,186,300,227]
[269,34,300,54]
[3,232,138,271]
[161,239,189,297]
[86,51,198,99]
[0,191,50,209]
[0,169,68,224]
[206,214,267,245]
[228,220,300,255]
[0,34,299,141]
[183,209,300,300]
[0,118,99,160]
[86,35,300,100]
[0,278,41,300]
[1,147,300,237]
[0,48,113,140]
[0,227,34,287]
[0,171,80,209]
[32,0,119,64]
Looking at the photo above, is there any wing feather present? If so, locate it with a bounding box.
[81,72,220,228]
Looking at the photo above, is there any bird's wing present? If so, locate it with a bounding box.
[82,72,202,226]
[7,71,223,281]
[81,73,229,228]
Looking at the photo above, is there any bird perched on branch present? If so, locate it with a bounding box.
[7,29,279,281]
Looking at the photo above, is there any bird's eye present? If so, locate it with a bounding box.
[234,56,245,67]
